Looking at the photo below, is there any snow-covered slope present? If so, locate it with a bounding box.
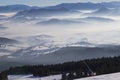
[8,72,120,80]
[75,72,120,80]
[8,74,62,80]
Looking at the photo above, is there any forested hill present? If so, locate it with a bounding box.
[1,56,120,80]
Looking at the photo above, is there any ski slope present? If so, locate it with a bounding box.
[8,74,62,80]
[8,72,120,80]
[75,72,120,80]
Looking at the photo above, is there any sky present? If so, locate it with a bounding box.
[0,0,120,7]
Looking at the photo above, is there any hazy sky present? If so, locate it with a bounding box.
[0,0,120,6]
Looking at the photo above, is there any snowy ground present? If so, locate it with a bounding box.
[8,72,120,80]
[8,74,62,80]
[75,72,120,80]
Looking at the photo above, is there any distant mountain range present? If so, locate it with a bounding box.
[0,1,119,22]
[2,36,120,64]
[1,45,120,72]
[0,37,22,58]
[0,37,19,44]
[4,2,119,22]
[81,17,113,22]
[37,17,113,25]
[0,37,120,71]
[0,1,120,13]
[91,7,120,16]
[47,1,120,10]
[36,18,83,25]
[47,2,102,10]
[0,5,31,13]
[12,7,77,19]
[93,7,111,15]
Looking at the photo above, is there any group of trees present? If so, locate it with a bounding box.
[1,56,120,80]
[0,71,8,80]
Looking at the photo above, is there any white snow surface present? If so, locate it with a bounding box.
[75,72,120,80]
[8,72,120,80]
[8,74,62,80]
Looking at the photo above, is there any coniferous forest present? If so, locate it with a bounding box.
[1,56,120,80]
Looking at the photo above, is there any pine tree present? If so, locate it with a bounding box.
[0,72,8,80]
[62,72,67,80]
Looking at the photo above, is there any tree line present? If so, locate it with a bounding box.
[1,56,120,80]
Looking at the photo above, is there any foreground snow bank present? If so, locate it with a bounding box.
[8,74,62,80]
[75,72,120,80]
[8,72,120,80]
